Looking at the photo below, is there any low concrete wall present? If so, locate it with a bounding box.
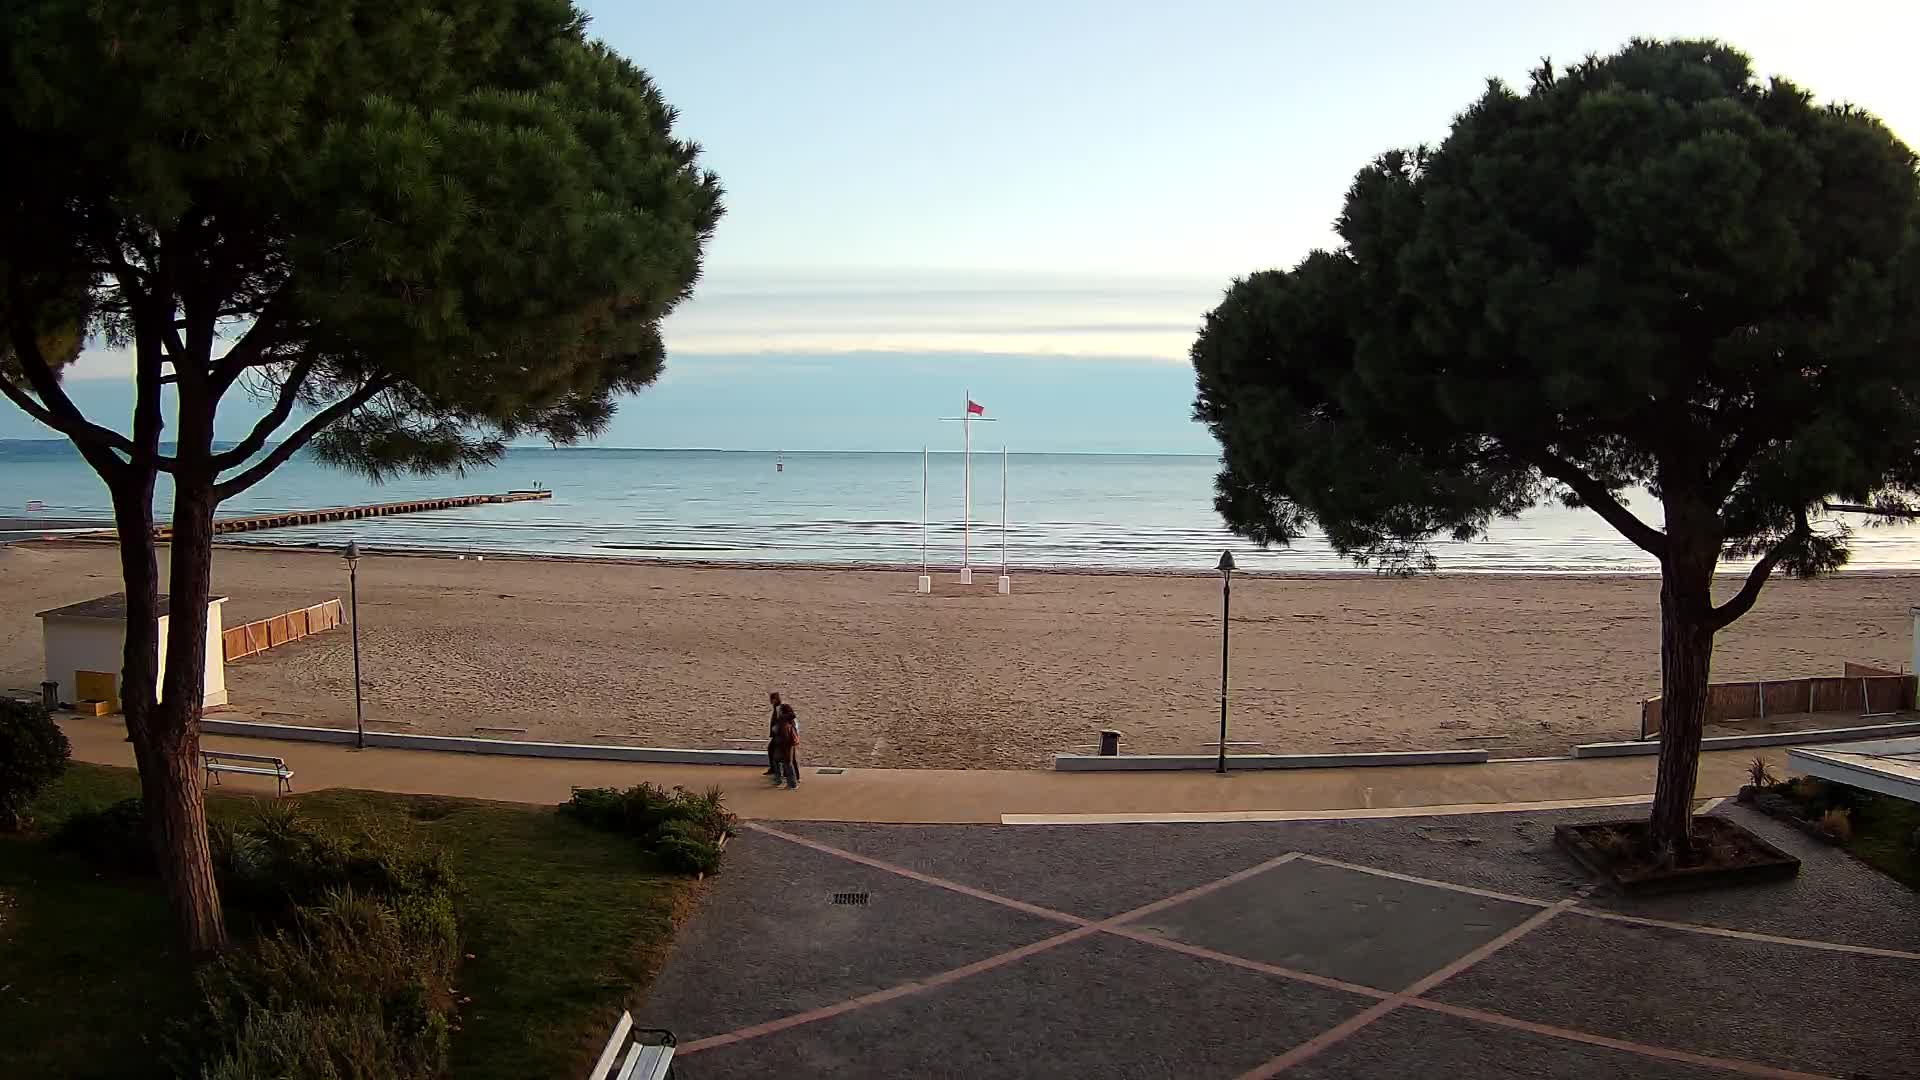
[1572,720,1920,759]
[1054,749,1491,772]
[198,717,764,766]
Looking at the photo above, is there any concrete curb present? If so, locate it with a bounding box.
[198,717,765,766]
[1052,749,1490,772]
[1571,720,1920,759]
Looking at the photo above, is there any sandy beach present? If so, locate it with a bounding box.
[3,542,1916,768]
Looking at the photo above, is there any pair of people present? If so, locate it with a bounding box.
[764,692,800,789]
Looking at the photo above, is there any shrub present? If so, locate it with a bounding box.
[212,804,455,925]
[1817,808,1854,843]
[0,698,71,831]
[1745,757,1776,789]
[560,783,735,874]
[53,797,152,873]
[1791,776,1826,805]
[196,887,458,1080]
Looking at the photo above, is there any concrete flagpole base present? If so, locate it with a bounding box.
[916,575,932,594]
[960,568,973,585]
[997,575,1011,594]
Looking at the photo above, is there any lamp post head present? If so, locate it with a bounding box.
[344,541,360,569]
[1217,550,1236,576]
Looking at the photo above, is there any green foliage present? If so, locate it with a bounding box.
[195,887,459,1080]
[53,797,153,873]
[1,0,723,476]
[1193,38,1920,577]
[1747,756,1777,788]
[560,783,733,874]
[0,699,70,831]
[192,810,461,1079]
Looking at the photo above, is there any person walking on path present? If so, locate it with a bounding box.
[772,702,800,789]
[763,692,783,776]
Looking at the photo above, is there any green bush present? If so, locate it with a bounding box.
[196,887,458,1080]
[54,797,153,873]
[191,811,463,1079]
[560,783,734,874]
[212,803,456,926]
[0,697,71,831]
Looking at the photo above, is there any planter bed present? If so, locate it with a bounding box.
[1554,816,1801,895]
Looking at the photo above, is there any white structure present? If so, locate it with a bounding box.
[37,592,228,710]
[1789,737,1920,804]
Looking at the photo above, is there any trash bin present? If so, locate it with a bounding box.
[1099,729,1121,756]
[41,681,59,711]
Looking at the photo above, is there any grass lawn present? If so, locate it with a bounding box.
[0,763,701,1079]
[1843,790,1920,891]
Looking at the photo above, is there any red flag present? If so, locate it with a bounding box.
[966,400,985,416]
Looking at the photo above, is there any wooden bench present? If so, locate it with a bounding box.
[587,1011,675,1080]
[201,750,294,796]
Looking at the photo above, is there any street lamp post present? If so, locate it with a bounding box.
[344,542,365,750]
[1217,549,1235,774]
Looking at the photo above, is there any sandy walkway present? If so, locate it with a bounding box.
[3,543,1915,768]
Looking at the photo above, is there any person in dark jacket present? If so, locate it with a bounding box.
[772,703,800,789]
[764,692,783,776]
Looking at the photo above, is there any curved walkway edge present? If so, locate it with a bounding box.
[57,715,1786,823]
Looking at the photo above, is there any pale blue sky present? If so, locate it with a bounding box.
[20,0,1918,451]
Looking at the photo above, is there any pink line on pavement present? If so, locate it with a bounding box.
[1236,899,1581,1078]
[744,822,1091,926]
[683,839,1315,1056]
[677,923,1102,1055]
[1407,1000,1833,1080]
[1571,907,1920,962]
[1293,853,1554,908]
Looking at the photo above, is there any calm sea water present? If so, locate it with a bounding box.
[6,440,1920,573]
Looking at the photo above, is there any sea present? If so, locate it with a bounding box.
[7,440,1920,574]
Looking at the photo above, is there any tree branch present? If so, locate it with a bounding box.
[1707,512,1811,632]
[2,313,143,463]
[210,358,315,471]
[209,297,287,394]
[1521,447,1669,557]
[213,376,394,501]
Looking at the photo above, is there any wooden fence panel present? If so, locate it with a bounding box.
[221,600,343,663]
[1642,672,1916,735]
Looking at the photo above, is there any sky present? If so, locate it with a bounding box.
[12,0,1919,452]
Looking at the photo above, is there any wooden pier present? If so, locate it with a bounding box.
[114,490,552,541]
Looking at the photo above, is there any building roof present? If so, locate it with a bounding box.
[35,592,227,621]
[1787,736,1920,805]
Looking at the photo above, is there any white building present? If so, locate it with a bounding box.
[36,592,228,711]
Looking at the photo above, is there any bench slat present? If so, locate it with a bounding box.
[206,764,288,777]
[630,1045,672,1080]
[202,751,287,766]
[586,1011,634,1080]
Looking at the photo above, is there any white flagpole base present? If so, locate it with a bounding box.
[997,575,1011,595]
[916,575,932,594]
[960,568,973,585]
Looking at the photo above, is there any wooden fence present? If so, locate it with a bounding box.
[1640,666,1915,737]
[224,599,344,662]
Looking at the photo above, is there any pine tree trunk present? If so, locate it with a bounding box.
[151,470,227,953]
[1648,538,1717,862]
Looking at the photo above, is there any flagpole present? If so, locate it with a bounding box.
[962,389,972,583]
[1001,444,1008,575]
[917,446,932,593]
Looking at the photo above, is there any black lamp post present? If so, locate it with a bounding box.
[344,541,365,750]
[1217,549,1235,774]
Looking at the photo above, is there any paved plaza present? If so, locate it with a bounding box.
[646,803,1920,1078]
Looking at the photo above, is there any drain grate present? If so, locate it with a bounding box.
[832,891,870,906]
[816,767,846,775]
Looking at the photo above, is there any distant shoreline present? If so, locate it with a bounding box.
[31,533,1920,581]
